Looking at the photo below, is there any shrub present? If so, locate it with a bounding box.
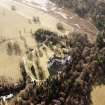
[13,42,21,55]
[11,5,16,11]
[57,23,65,31]
[94,15,105,31]
[96,31,105,48]
[7,41,13,55]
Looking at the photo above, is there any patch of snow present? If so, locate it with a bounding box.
[56,11,68,19]
[74,24,81,29]
[22,0,56,11]
[51,7,57,11]
[0,94,13,101]
[69,16,73,19]
[32,4,48,11]
[30,0,48,7]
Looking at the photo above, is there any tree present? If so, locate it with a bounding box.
[96,31,105,48]
[57,23,65,31]
[13,42,21,55]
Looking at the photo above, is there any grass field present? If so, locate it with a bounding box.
[91,85,105,105]
[0,5,73,84]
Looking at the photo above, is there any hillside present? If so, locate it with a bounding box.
[0,0,105,105]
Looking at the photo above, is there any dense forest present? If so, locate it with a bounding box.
[10,29,105,105]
